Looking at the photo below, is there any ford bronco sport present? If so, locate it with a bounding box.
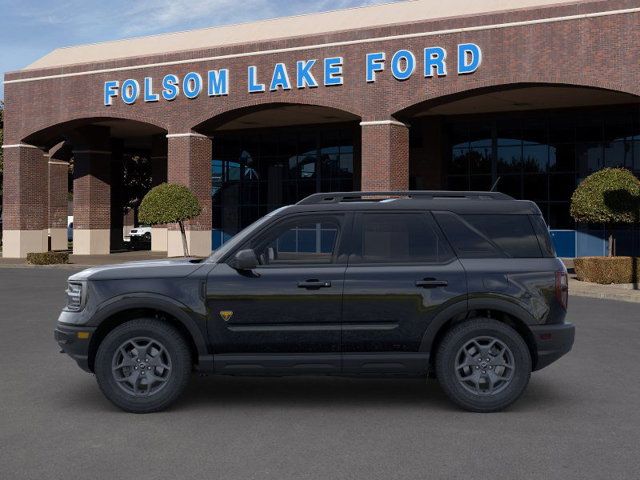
[55,191,574,413]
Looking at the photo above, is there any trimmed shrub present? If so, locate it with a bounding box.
[571,168,640,224]
[27,251,69,265]
[139,183,202,256]
[570,168,640,256]
[574,256,640,284]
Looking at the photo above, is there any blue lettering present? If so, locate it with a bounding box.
[391,50,415,81]
[324,57,344,86]
[208,69,229,96]
[366,52,385,83]
[458,43,482,74]
[104,80,119,106]
[270,63,292,91]
[424,47,447,77]
[183,72,203,99]
[248,66,265,93]
[121,79,140,104]
[296,60,318,89]
[162,74,180,101]
[144,77,159,102]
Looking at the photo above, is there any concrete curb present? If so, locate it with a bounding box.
[569,278,640,304]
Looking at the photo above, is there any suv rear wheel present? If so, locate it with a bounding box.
[95,319,192,413]
[435,318,531,412]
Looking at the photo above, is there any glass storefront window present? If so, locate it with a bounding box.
[444,105,640,229]
[211,124,357,246]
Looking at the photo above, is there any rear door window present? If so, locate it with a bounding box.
[351,212,454,264]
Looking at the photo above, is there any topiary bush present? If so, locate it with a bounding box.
[27,251,69,265]
[574,256,639,284]
[139,183,202,256]
[570,168,640,256]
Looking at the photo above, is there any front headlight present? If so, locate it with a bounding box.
[65,282,86,311]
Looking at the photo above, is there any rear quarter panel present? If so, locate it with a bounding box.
[462,257,567,325]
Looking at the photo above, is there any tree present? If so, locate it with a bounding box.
[139,183,202,256]
[121,153,152,224]
[570,168,640,256]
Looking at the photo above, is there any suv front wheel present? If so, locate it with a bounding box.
[95,319,192,413]
[435,318,532,412]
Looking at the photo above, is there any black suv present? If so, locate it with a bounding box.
[55,191,574,413]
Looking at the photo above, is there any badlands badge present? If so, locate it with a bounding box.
[219,311,234,322]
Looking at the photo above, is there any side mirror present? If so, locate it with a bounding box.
[229,249,258,271]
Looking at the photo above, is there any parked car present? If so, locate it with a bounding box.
[67,216,73,242]
[127,226,152,250]
[55,191,574,413]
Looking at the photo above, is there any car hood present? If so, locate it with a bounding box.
[68,258,207,281]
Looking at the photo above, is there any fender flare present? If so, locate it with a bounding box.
[419,296,536,352]
[89,293,209,357]
[419,298,468,352]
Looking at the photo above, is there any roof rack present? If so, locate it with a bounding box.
[296,191,513,205]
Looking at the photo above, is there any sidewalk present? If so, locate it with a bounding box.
[569,277,640,303]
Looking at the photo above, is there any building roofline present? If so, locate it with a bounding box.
[20,0,591,72]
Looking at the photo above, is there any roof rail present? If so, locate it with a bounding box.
[296,190,513,205]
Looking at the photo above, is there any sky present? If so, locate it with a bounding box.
[0,0,403,100]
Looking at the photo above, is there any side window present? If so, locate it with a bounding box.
[433,212,502,258]
[461,214,543,258]
[529,215,556,258]
[249,216,341,265]
[434,212,544,258]
[352,212,454,264]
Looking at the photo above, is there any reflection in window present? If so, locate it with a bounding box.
[445,105,640,229]
[254,220,340,265]
[211,126,357,247]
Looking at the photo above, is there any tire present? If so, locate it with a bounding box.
[95,319,192,413]
[435,318,531,413]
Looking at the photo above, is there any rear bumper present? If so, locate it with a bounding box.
[530,322,575,371]
[54,324,96,372]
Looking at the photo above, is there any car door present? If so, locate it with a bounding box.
[341,211,467,374]
[206,212,350,374]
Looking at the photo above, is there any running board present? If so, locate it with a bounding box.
[206,352,429,376]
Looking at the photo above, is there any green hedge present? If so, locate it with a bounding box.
[27,251,69,265]
[574,256,640,284]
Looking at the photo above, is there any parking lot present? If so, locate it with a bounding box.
[1,267,639,480]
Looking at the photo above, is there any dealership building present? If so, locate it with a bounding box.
[2,0,640,258]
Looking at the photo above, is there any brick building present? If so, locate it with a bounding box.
[2,0,640,257]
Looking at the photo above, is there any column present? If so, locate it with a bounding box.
[71,126,112,255]
[360,120,410,191]
[166,132,212,257]
[1,144,49,258]
[150,134,168,252]
[110,140,124,251]
[48,142,70,251]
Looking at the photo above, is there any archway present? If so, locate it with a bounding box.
[194,103,361,248]
[396,84,640,257]
[23,118,168,255]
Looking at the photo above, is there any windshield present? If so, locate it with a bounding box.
[207,206,291,263]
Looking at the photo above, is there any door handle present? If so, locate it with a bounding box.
[415,279,448,288]
[297,279,332,289]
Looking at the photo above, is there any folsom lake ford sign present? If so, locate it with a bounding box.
[103,43,482,106]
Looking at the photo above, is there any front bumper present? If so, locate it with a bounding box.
[54,323,97,372]
[530,322,575,371]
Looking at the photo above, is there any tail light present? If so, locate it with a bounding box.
[555,271,568,310]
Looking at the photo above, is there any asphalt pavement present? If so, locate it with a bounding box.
[0,267,639,480]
